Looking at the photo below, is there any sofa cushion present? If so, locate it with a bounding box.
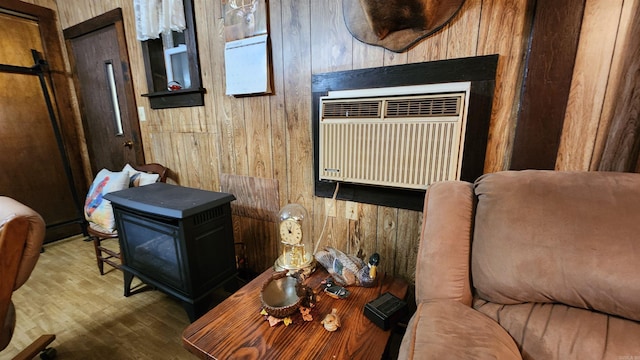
[474,298,640,360]
[399,300,521,360]
[472,170,640,322]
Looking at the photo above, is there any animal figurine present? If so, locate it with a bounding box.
[315,247,380,287]
[322,278,350,299]
[292,269,316,308]
[321,309,341,332]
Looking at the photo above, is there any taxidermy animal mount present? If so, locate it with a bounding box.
[343,0,466,52]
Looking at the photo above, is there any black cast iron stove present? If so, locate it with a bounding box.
[105,182,236,322]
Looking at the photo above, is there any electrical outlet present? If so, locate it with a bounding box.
[345,201,358,220]
[325,198,336,217]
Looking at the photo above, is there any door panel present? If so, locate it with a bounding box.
[0,12,43,66]
[0,72,79,227]
[0,9,83,242]
[65,10,143,175]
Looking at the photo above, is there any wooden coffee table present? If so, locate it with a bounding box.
[182,267,408,359]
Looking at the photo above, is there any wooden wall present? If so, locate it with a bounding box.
[557,0,640,171]
[28,0,638,283]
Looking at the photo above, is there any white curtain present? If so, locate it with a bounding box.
[134,0,186,41]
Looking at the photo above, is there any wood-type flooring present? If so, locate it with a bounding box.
[2,235,192,359]
[2,235,406,359]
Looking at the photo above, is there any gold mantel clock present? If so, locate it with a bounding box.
[274,203,316,276]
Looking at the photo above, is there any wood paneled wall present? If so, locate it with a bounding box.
[557,0,640,172]
[35,0,637,282]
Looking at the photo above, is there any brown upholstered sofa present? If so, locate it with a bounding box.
[399,170,640,359]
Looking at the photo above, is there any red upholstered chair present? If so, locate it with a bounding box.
[0,197,56,360]
[87,163,168,275]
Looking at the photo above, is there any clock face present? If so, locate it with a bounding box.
[280,218,303,244]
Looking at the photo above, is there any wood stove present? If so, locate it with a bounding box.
[105,183,236,322]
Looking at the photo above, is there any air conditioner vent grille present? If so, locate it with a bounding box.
[319,121,462,189]
[386,96,460,117]
[318,85,469,190]
[322,101,381,118]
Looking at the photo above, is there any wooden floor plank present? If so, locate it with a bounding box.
[11,334,55,360]
[3,234,406,359]
[2,235,192,359]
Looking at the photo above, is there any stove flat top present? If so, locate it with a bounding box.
[104,183,235,219]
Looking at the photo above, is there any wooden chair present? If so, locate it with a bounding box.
[0,197,56,360]
[88,163,168,275]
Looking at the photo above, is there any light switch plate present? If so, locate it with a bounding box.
[138,106,146,122]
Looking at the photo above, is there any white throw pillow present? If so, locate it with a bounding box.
[122,164,160,187]
[84,169,130,233]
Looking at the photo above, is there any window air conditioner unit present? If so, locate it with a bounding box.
[318,82,470,190]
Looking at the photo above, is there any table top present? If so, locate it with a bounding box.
[182,267,408,360]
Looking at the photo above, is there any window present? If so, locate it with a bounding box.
[140,0,204,109]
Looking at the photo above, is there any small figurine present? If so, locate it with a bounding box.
[322,278,350,299]
[315,247,380,287]
[293,270,317,307]
[321,309,341,332]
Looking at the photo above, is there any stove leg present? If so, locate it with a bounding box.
[183,302,196,322]
[183,300,209,323]
[123,271,134,297]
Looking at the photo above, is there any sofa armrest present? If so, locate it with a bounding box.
[0,197,45,290]
[415,181,474,306]
[399,300,521,360]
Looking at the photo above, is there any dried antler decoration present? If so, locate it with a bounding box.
[343,0,466,52]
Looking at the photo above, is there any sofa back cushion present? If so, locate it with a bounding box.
[471,170,640,322]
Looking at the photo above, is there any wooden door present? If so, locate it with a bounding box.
[64,9,143,175]
[0,5,85,242]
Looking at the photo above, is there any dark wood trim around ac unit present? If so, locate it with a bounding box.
[312,55,499,211]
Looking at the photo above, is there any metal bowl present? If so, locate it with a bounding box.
[260,273,302,318]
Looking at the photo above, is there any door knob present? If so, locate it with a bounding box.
[123,140,134,148]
